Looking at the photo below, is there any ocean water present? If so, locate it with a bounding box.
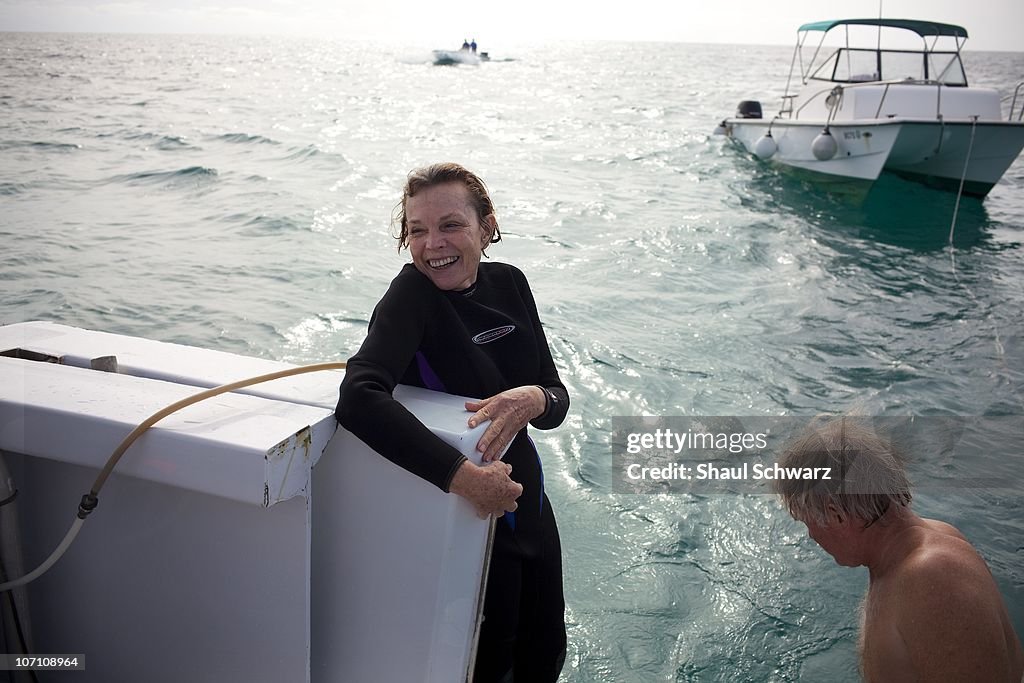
[2,32,1023,681]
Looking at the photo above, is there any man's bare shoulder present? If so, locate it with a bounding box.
[885,521,1021,682]
[891,521,997,626]
[919,517,969,542]
[899,521,982,578]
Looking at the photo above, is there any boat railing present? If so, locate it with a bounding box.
[790,85,838,120]
[870,81,946,120]
[1010,82,1024,122]
[779,94,795,117]
[792,78,947,122]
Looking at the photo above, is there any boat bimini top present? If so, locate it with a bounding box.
[784,17,972,102]
[797,18,968,39]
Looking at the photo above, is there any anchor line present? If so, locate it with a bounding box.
[945,117,1016,408]
[948,115,978,247]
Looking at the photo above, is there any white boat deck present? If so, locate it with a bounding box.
[0,321,490,682]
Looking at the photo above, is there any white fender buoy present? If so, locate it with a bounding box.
[753,133,776,159]
[812,130,838,160]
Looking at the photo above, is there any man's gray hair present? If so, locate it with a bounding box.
[774,417,912,526]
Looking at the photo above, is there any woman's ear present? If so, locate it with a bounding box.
[481,214,498,248]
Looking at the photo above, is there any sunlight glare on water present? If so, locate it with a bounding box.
[2,33,1023,682]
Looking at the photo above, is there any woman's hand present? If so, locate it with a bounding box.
[466,386,546,462]
[448,460,523,518]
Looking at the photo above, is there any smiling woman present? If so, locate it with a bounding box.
[336,162,571,682]
[398,168,500,291]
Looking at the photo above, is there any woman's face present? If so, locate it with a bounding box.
[406,182,494,291]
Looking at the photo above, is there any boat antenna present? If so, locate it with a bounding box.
[877,1,885,49]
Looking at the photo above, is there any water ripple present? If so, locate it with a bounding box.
[2,33,1022,682]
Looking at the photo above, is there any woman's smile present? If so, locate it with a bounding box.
[406,182,491,291]
[428,255,460,269]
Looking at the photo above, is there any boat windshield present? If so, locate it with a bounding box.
[808,48,967,85]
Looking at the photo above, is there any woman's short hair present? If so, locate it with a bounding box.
[773,417,912,527]
[393,162,501,251]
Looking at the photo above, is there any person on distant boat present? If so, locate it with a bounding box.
[461,38,470,51]
[337,162,569,683]
[470,38,477,54]
[773,417,1024,683]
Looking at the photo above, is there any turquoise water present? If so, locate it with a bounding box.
[2,33,1022,681]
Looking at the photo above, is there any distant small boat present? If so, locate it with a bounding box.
[432,49,490,66]
[715,18,1024,197]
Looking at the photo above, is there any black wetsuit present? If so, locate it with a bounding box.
[336,261,569,682]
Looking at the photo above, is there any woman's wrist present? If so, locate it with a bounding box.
[443,456,470,493]
[534,385,551,420]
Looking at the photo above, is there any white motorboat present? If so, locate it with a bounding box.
[432,48,490,66]
[715,19,1024,197]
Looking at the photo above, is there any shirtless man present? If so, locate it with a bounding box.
[773,418,1023,682]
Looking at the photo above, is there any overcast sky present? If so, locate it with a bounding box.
[1,0,1021,51]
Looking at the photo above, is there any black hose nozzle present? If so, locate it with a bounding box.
[78,493,99,519]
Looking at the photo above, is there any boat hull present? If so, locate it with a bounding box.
[724,118,1024,197]
[432,50,480,66]
[885,120,1024,196]
[725,120,901,181]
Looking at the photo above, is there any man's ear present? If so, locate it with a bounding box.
[825,503,846,527]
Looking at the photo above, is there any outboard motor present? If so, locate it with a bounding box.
[736,100,763,119]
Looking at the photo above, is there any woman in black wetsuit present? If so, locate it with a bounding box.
[336,162,569,682]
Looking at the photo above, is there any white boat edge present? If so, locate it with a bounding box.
[0,321,491,682]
